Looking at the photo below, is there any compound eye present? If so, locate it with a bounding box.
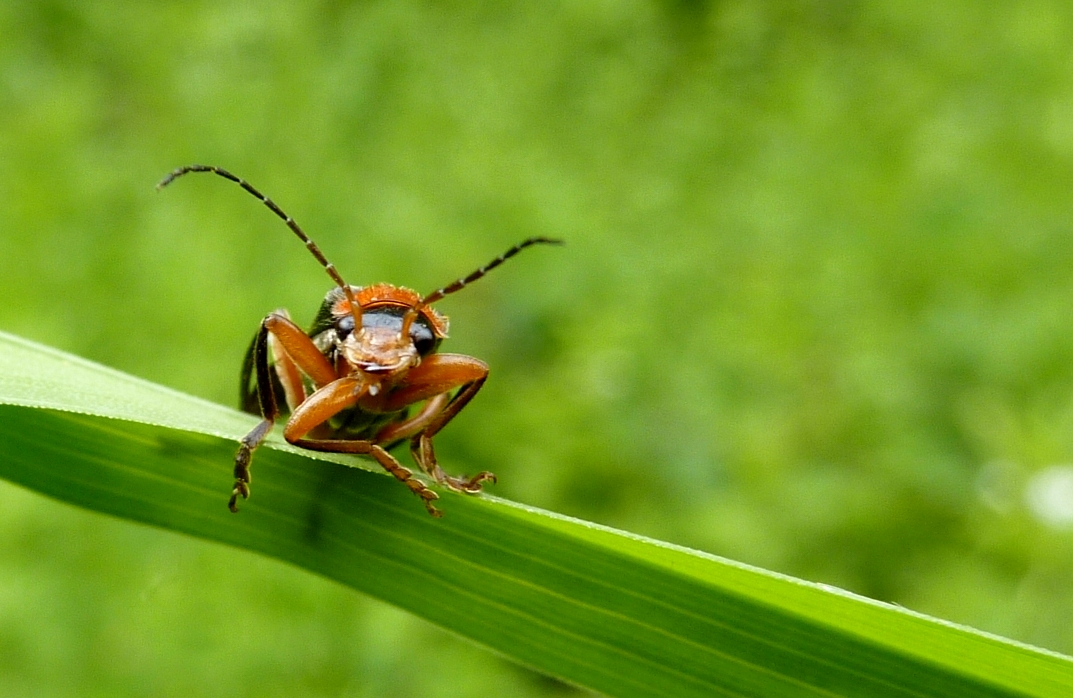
[335,314,355,339]
[410,323,437,356]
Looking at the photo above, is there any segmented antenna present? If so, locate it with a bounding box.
[402,237,563,337]
[422,237,563,306]
[157,165,362,328]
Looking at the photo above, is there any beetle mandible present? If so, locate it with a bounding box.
[158,165,560,517]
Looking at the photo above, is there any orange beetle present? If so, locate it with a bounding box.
[158,165,560,516]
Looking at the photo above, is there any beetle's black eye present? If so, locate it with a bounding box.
[335,314,355,339]
[410,322,437,356]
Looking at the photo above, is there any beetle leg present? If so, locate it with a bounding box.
[263,312,337,389]
[295,438,443,517]
[382,354,496,494]
[285,377,442,516]
[409,382,496,493]
[267,311,307,412]
[239,330,260,414]
[232,318,278,512]
[232,311,342,512]
[373,393,450,444]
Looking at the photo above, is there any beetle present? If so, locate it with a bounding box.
[157,165,560,516]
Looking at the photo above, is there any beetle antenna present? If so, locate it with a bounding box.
[157,165,362,328]
[423,237,563,306]
[402,237,563,336]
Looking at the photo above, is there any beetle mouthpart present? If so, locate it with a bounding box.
[356,362,391,373]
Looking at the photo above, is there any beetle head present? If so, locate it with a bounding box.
[326,284,446,383]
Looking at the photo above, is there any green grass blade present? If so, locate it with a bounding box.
[0,330,1070,697]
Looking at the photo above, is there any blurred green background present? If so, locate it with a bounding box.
[3,1,1073,695]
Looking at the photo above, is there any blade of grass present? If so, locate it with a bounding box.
[0,330,1070,697]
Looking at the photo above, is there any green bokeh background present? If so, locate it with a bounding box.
[3,2,1073,695]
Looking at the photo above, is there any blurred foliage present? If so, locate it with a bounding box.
[2,0,1073,695]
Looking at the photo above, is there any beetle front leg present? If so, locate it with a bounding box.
[409,378,496,494]
[295,438,443,517]
[382,354,495,494]
[285,377,443,516]
[232,311,341,512]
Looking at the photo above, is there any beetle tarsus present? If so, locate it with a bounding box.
[229,447,252,512]
[231,418,273,513]
[228,487,247,513]
[412,433,496,494]
[416,488,443,517]
[369,444,444,514]
[447,470,497,493]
